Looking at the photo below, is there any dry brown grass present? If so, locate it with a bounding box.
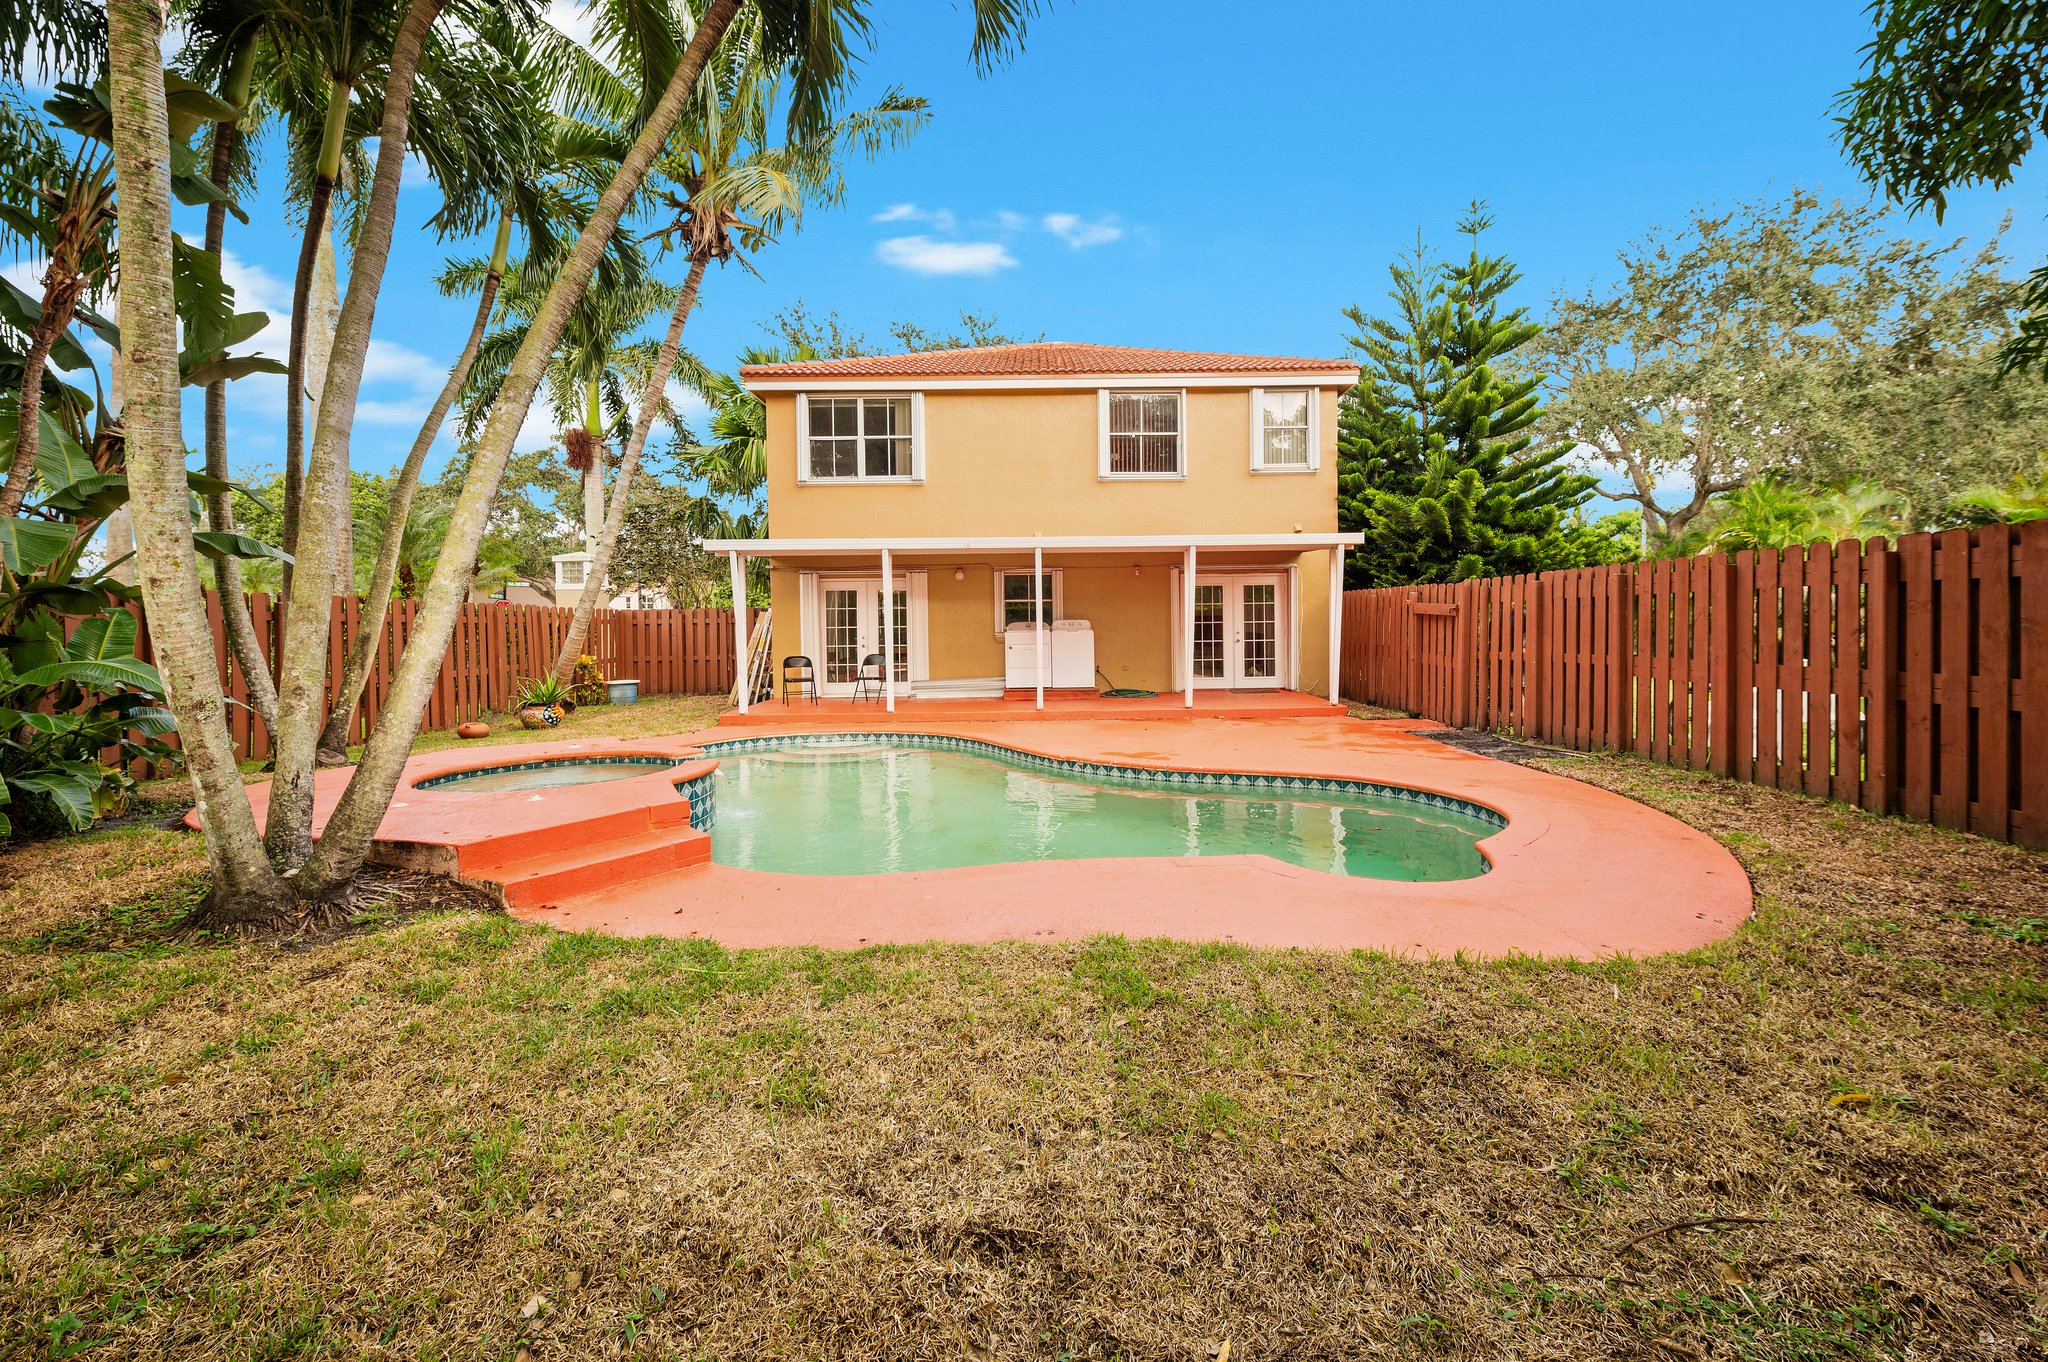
[2,742,2044,1360]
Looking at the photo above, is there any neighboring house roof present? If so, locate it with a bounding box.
[738,341,1358,383]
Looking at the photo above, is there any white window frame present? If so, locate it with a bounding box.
[1096,388,1187,480]
[992,568,1064,635]
[1249,386,1320,472]
[554,555,589,589]
[794,392,925,484]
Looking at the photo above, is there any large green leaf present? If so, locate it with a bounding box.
[0,516,73,572]
[66,610,137,664]
[16,657,164,693]
[0,277,93,372]
[40,472,127,520]
[181,352,288,388]
[171,237,236,359]
[0,709,73,735]
[194,531,292,564]
[9,771,96,831]
[30,413,96,492]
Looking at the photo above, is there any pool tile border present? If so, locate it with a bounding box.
[695,731,1508,832]
[413,754,684,791]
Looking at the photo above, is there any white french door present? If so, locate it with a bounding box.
[816,577,910,696]
[1192,573,1285,689]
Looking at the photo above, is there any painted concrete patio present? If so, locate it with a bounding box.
[199,708,1752,960]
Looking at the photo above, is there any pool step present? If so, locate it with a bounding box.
[486,827,711,909]
[452,800,693,878]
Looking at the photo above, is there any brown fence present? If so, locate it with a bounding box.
[131,594,746,765]
[1339,523,2048,848]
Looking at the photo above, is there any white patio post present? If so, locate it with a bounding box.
[1183,544,1197,709]
[880,546,895,712]
[729,550,748,713]
[1033,543,1045,710]
[1328,545,1345,706]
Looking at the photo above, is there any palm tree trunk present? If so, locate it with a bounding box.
[1,236,91,516]
[201,40,280,735]
[314,206,509,764]
[106,0,291,922]
[0,313,61,515]
[553,255,707,681]
[299,0,747,897]
[281,77,351,591]
[264,0,445,870]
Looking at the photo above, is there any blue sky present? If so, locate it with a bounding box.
[16,0,2046,494]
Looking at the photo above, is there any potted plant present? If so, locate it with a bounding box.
[568,654,610,708]
[512,675,572,730]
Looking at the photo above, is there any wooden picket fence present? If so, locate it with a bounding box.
[1339,522,2048,848]
[127,593,747,765]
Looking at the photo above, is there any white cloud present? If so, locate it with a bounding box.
[362,339,451,394]
[352,398,436,427]
[875,236,1018,277]
[1042,212,1124,249]
[994,210,1030,233]
[870,203,956,232]
[542,0,599,50]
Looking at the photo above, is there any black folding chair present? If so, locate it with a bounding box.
[852,652,886,703]
[780,655,818,704]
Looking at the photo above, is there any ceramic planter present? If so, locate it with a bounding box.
[608,678,640,706]
[517,703,565,730]
[456,721,490,739]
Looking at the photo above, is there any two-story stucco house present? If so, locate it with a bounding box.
[705,342,1363,710]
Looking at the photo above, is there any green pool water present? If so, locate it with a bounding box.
[707,742,1496,880]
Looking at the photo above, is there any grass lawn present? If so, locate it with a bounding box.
[2,704,2044,1359]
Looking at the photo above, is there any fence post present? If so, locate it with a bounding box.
[1525,574,1549,744]
[1709,554,1735,775]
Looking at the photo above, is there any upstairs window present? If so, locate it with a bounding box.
[1252,388,1315,470]
[556,557,588,589]
[804,395,916,481]
[1099,390,1184,478]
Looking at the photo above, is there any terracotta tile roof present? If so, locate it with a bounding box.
[738,341,1358,381]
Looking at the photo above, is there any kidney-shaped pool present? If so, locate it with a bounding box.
[698,736,1503,881]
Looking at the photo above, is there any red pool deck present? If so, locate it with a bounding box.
[199,712,1751,960]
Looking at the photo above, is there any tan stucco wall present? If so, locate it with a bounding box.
[763,386,1341,539]
[759,383,1343,696]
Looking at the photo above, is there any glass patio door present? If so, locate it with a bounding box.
[818,578,909,695]
[1192,574,1285,689]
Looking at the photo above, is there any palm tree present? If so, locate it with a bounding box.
[104,0,288,920]
[550,12,927,679]
[312,7,629,764]
[0,75,239,517]
[1953,462,2048,525]
[1810,481,1908,542]
[109,0,1045,915]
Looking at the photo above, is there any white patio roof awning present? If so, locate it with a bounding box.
[700,532,1363,557]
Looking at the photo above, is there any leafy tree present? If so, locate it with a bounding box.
[1835,0,2048,378]
[1535,190,2048,543]
[1337,206,1603,587]
[763,301,1040,356]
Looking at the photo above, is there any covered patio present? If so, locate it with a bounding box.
[702,532,1365,713]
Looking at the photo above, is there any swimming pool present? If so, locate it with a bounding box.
[700,736,1501,881]
[416,755,681,792]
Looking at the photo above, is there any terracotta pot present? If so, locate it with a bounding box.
[456,721,490,740]
[517,703,565,731]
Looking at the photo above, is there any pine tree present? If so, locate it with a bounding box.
[1337,205,1609,587]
